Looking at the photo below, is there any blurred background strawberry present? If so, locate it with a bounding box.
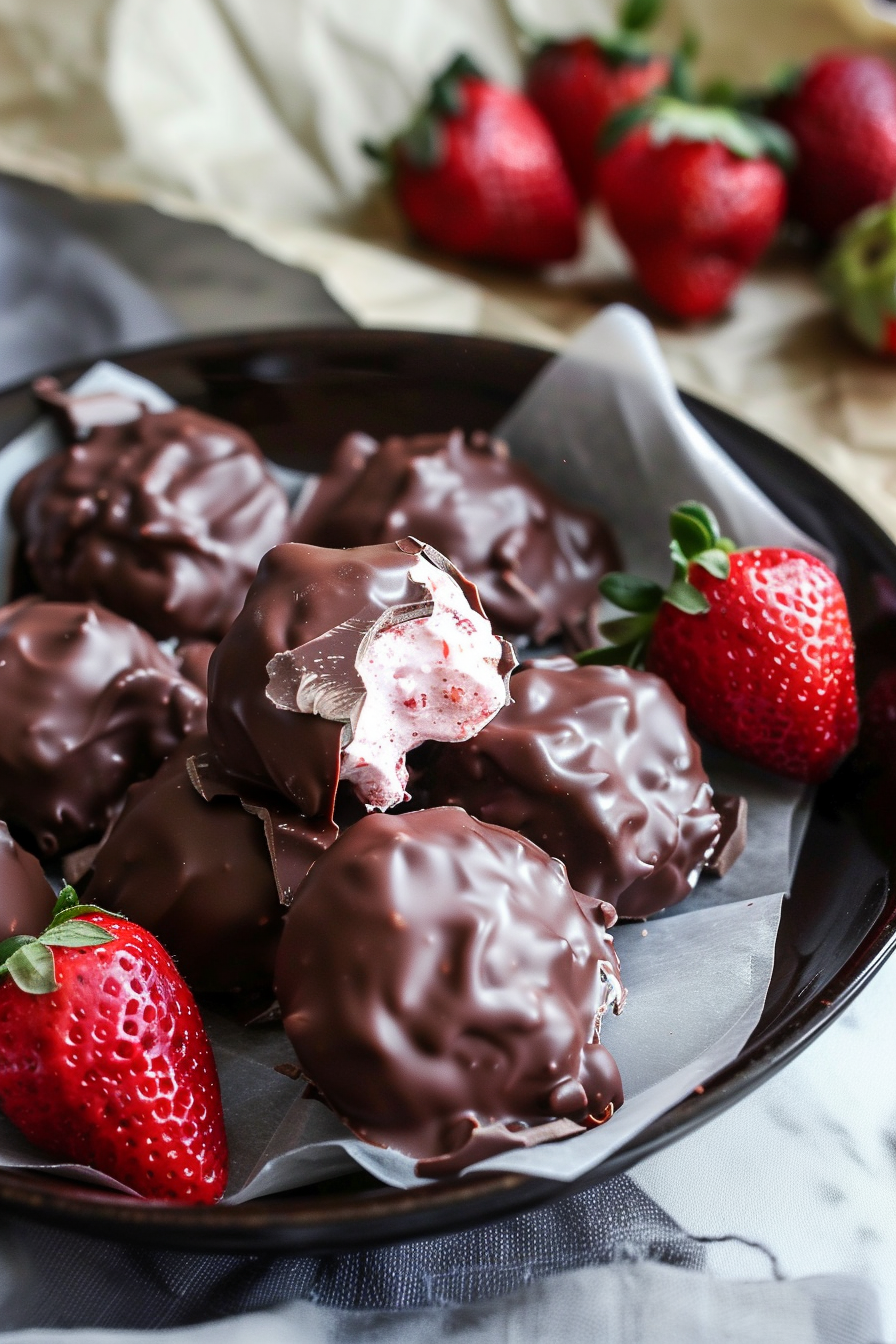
[365,54,580,268]
[524,0,670,203]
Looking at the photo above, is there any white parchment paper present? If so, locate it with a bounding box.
[0,308,818,1196]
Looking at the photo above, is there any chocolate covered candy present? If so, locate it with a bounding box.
[85,738,303,995]
[11,384,289,641]
[291,429,619,644]
[275,807,624,1164]
[0,822,55,941]
[413,660,721,918]
[0,597,206,855]
[207,539,515,819]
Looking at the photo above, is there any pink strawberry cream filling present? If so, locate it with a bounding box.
[340,559,509,811]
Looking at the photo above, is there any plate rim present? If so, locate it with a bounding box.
[0,324,890,1253]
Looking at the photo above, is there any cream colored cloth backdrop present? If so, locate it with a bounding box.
[0,0,894,535]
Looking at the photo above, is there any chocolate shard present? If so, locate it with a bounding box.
[186,750,338,906]
[290,428,620,645]
[85,737,291,995]
[275,808,625,1162]
[32,376,144,435]
[704,793,748,878]
[0,821,56,941]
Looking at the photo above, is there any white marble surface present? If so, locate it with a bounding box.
[634,945,896,1339]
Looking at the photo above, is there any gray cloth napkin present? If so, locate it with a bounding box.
[0,175,880,1342]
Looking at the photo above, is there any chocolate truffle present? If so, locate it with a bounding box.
[11,385,289,641]
[291,429,619,644]
[413,660,721,919]
[207,539,515,819]
[85,738,310,995]
[0,821,55,941]
[0,597,206,855]
[275,807,624,1163]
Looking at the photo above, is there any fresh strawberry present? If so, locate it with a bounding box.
[0,887,227,1203]
[771,53,896,240]
[578,502,857,782]
[364,54,579,267]
[525,0,670,202]
[822,200,896,355]
[597,98,791,318]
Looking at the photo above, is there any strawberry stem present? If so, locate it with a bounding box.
[576,499,738,668]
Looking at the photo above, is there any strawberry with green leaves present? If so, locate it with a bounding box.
[770,53,896,241]
[597,98,792,319]
[579,502,858,783]
[364,54,580,267]
[524,0,670,203]
[0,886,228,1203]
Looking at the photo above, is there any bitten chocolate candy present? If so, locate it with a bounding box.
[11,391,289,641]
[0,597,206,855]
[291,429,619,644]
[207,539,514,820]
[0,822,55,941]
[275,807,624,1163]
[84,739,296,995]
[413,660,722,918]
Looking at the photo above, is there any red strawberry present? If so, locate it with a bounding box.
[579,502,857,782]
[597,98,790,318]
[0,887,228,1203]
[364,54,579,267]
[771,53,896,240]
[525,0,670,203]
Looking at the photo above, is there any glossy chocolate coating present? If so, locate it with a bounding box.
[0,821,55,941]
[291,429,619,644]
[10,404,289,641]
[0,597,206,855]
[207,538,512,820]
[84,738,289,994]
[414,661,720,919]
[275,807,624,1162]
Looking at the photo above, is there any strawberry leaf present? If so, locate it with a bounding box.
[620,0,663,33]
[49,884,80,924]
[576,636,647,668]
[598,99,655,153]
[49,903,114,927]
[693,547,731,580]
[670,508,714,558]
[600,572,663,612]
[664,578,710,615]
[6,942,58,995]
[0,935,36,967]
[675,500,721,543]
[600,612,655,644]
[40,922,115,949]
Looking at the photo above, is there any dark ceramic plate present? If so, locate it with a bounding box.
[0,328,891,1254]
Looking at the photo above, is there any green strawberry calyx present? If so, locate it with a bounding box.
[821,200,896,353]
[0,885,114,996]
[576,500,736,669]
[361,53,483,172]
[600,94,795,167]
[522,0,666,69]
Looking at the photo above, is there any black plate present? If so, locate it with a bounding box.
[0,327,891,1254]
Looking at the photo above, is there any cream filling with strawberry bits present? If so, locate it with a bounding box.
[341,559,508,811]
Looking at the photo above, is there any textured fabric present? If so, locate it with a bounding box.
[0,179,178,390]
[0,1177,703,1330]
[0,1263,880,1344]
